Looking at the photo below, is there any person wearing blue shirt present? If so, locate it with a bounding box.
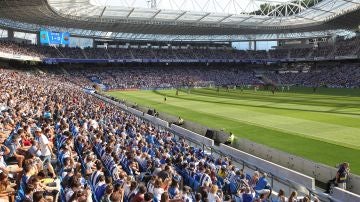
[242,187,254,202]
[5,135,25,168]
[254,172,271,199]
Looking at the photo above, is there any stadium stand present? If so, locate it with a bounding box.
[59,66,259,90]
[0,0,360,201]
[1,37,360,61]
[53,64,360,91]
[0,66,326,202]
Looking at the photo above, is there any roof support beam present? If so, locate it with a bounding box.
[151,9,161,19]
[174,11,187,21]
[217,14,233,23]
[126,8,135,18]
[99,7,106,18]
[196,13,211,22]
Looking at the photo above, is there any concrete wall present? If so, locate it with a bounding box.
[220,144,315,190]
[171,124,214,147]
[332,187,360,202]
[234,138,360,195]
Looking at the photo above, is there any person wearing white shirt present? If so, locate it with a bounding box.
[35,128,55,177]
[207,185,222,202]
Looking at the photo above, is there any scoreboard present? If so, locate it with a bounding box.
[40,30,70,45]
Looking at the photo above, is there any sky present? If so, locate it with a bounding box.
[90,0,292,14]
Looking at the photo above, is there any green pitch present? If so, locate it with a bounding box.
[106,87,360,175]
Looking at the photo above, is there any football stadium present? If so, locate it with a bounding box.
[0,0,360,201]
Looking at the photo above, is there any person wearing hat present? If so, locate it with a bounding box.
[34,127,55,177]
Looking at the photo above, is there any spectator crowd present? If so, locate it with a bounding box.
[1,35,360,61]
[57,64,360,90]
[61,66,259,90]
[0,66,323,202]
[264,65,360,88]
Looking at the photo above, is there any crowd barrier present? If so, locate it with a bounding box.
[127,107,144,117]
[219,143,315,191]
[143,114,169,128]
[92,93,169,129]
[235,138,360,195]
[332,187,360,202]
[170,124,214,147]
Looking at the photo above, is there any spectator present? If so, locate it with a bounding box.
[6,135,25,168]
[288,191,298,202]
[336,162,350,189]
[207,185,222,202]
[0,172,15,202]
[131,185,146,202]
[273,189,286,202]
[101,184,113,202]
[152,179,165,202]
[253,172,271,198]
[34,128,55,177]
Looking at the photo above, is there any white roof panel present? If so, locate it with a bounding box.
[47,0,360,27]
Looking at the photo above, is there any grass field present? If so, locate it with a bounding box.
[106,87,360,175]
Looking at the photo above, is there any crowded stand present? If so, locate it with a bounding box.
[1,36,360,61]
[61,66,260,90]
[107,48,134,60]
[289,48,312,59]
[0,66,325,202]
[312,45,335,59]
[268,49,289,60]
[264,65,360,88]
[83,48,110,60]
[58,63,360,91]
[247,51,268,60]
[334,37,360,57]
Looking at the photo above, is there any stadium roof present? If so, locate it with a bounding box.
[0,0,359,41]
[49,0,357,27]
